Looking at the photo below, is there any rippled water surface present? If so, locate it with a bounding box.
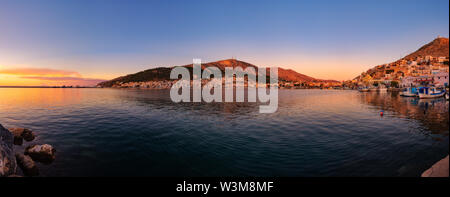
[0,88,448,176]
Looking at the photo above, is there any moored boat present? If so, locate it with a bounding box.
[368,87,377,92]
[418,87,446,99]
[358,87,369,92]
[400,87,418,97]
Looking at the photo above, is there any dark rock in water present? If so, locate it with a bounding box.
[25,144,56,164]
[15,153,39,176]
[9,128,35,142]
[22,129,35,142]
[0,124,17,177]
[9,129,23,146]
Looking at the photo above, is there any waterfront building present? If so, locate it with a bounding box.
[433,72,449,87]
[437,56,447,63]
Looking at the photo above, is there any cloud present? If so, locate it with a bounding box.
[0,67,106,86]
[21,76,105,86]
[0,68,82,77]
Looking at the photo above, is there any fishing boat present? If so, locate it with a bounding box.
[368,87,378,92]
[418,87,446,99]
[358,87,369,92]
[400,87,418,97]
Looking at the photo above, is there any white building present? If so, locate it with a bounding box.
[437,57,447,63]
[433,72,449,87]
[400,76,435,87]
[400,76,417,87]
[408,61,417,66]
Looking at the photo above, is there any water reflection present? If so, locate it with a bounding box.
[120,89,449,139]
[357,91,449,138]
[0,88,84,108]
[121,88,263,116]
[0,88,448,176]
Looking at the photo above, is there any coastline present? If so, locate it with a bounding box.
[2,89,449,177]
[421,155,449,177]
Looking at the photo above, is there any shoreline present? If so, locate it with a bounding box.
[421,155,449,177]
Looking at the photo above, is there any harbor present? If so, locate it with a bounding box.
[0,88,448,177]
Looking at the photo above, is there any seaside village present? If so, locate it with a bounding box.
[353,55,449,89]
[342,55,449,98]
[108,55,449,92]
[110,78,343,89]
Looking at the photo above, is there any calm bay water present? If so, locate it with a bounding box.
[0,88,448,176]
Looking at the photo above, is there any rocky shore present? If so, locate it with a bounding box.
[0,123,55,177]
[421,155,449,177]
[0,124,16,176]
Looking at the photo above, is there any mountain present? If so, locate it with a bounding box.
[277,67,316,82]
[403,37,449,60]
[353,37,449,82]
[98,59,337,87]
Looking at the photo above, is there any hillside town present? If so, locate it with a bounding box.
[104,77,343,89]
[343,37,450,89]
[278,80,342,89]
[99,37,449,91]
[98,59,344,89]
[104,54,449,90]
[103,55,449,90]
[347,55,449,89]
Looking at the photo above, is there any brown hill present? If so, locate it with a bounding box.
[277,68,317,82]
[353,37,449,81]
[183,59,257,71]
[403,37,449,60]
[183,59,323,82]
[98,59,335,87]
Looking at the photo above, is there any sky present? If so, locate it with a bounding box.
[0,0,449,86]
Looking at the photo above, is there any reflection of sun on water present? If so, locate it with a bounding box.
[0,88,83,110]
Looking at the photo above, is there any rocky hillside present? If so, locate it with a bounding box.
[403,37,449,60]
[98,59,337,87]
[353,37,449,81]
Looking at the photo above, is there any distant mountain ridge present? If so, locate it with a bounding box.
[98,59,338,87]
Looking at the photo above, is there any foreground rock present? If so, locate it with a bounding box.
[8,128,35,145]
[9,129,24,145]
[25,144,56,164]
[0,124,17,177]
[15,153,39,176]
[422,155,449,177]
